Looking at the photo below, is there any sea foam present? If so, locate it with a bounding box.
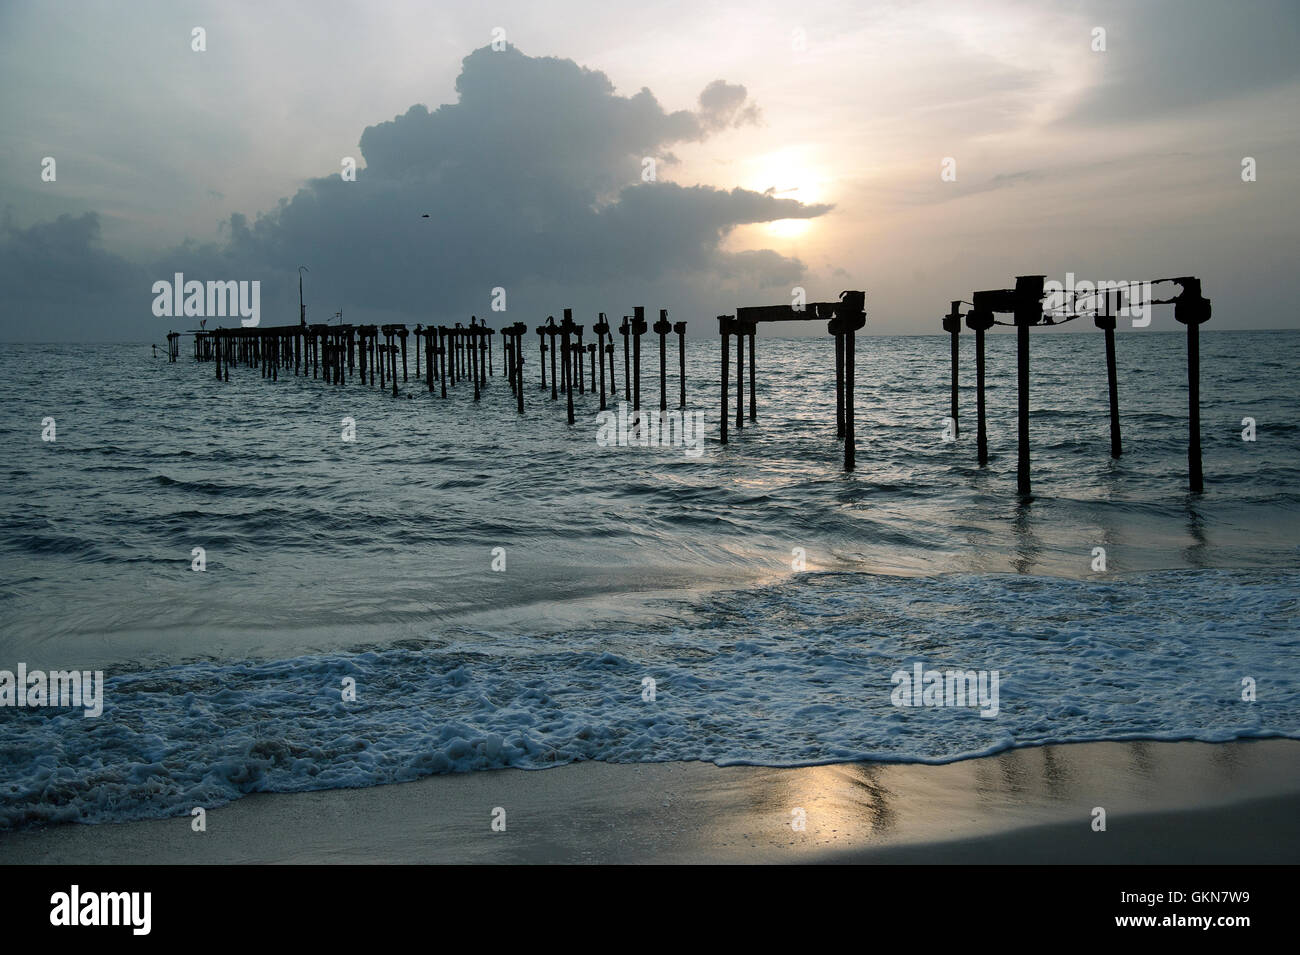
[1,568,1296,829]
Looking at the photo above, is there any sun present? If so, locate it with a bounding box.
[741,147,828,240]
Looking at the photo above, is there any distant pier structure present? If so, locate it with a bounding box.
[188,305,690,427]
[943,274,1211,495]
[186,292,875,470]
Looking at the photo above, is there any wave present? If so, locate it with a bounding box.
[1,567,1296,829]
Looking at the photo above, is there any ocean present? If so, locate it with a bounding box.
[1,328,1297,828]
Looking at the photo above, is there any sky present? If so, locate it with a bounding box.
[1,0,1298,341]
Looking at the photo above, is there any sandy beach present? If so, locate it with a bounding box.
[3,739,1297,864]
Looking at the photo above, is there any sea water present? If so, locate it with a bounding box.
[1,329,1296,827]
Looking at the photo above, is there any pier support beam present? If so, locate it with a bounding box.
[966,308,994,467]
[607,337,616,396]
[734,323,744,432]
[748,327,756,422]
[1017,322,1029,495]
[593,313,610,410]
[620,316,631,403]
[470,319,481,402]
[575,326,585,395]
[561,310,576,425]
[632,306,646,414]
[512,324,526,413]
[438,326,448,397]
[1012,275,1046,497]
[827,292,866,472]
[654,309,671,412]
[835,331,844,437]
[719,316,732,444]
[547,320,558,401]
[1173,280,1211,493]
[943,301,961,438]
[674,320,687,409]
[536,326,547,392]
[1095,295,1122,459]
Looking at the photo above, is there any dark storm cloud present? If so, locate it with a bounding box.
[0,211,145,310]
[1,46,827,340]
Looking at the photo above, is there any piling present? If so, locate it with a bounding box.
[1012,276,1045,497]
[719,316,732,444]
[1172,278,1211,493]
[1017,317,1029,492]
[537,325,548,391]
[943,301,961,438]
[512,323,526,412]
[835,331,844,437]
[561,309,576,425]
[606,333,617,396]
[827,292,866,471]
[511,324,525,412]
[747,326,756,422]
[504,328,515,393]
[575,325,585,395]
[546,318,559,401]
[470,318,481,402]
[844,321,855,471]
[632,306,646,414]
[654,309,671,411]
[734,323,744,431]
[1095,294,1121,458]
[426,327,434,396]
[674,320,687,409]
[621,316,631,403]
[438,326,448,397]
[594,313,610,410]
[966,303,994,466]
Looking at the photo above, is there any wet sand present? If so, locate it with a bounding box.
[2,739,1297,864]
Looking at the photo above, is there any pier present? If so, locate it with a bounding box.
[944,274,1211,495]
[186,288,866,472]
[183,276,1207,485]
[188,305,692,431]
[718,290,866,471]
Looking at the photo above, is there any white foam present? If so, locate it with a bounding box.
[2,568,1296,829]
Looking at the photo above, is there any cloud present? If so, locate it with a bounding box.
[0,211,146,318]
[1,46,828,341]
[1063,0,1300,123]
[697,79,763,131]
[989,169,1038,186]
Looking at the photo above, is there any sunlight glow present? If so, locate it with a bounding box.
[766,217,813,238]
[740,146,830,240]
